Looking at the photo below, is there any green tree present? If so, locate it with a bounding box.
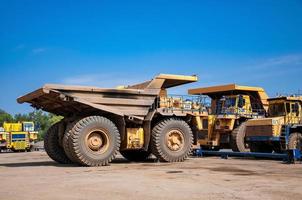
[1,108,63,141]
[0,109,14,127]
[27,110,63,140]
[9,109,63,140]
[14,113,31,122]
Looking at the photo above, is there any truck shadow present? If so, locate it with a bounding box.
[0,161,75,167]
[0,158,158,167]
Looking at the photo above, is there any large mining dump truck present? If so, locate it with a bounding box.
[17,74,208,166]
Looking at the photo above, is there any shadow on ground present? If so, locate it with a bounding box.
[0,158,158,168]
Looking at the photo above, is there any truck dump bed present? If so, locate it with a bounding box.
[17,74,198,119]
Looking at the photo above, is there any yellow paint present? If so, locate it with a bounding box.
[156,74,198,82]
[193,116,203,130]
[9,132,30,150]
[126,128,144,149]
[3,122,22,132]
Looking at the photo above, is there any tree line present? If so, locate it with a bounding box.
[0,109,62,140]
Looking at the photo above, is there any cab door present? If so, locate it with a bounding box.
[287,102,301,124]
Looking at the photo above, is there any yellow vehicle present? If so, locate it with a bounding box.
[245,96,302,153]
[189,84,268,152]
[0,122,38,152]
[0,127,9,151]
[18,74,210,166]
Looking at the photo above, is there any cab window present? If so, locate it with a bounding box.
[23,123,34,132]
[291,102,300,116]
[224,97,236,108]
[238,96,246,108]
[268,103,285,116]
[286,103,291,113]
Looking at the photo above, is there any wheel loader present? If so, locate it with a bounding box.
[245,96,302,153]
[17,74,208,166]
[189,84,268,152]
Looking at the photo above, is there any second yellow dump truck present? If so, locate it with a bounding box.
[245,96,302,153]
[0,122,38,152]
[189,84,268,152]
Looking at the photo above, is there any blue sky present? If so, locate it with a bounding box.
[0,0,302,114]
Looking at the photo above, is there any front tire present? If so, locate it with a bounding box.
[288,132,302,151]
[151,118,193,162]
[70,116,120,166]
[231,122,249,152]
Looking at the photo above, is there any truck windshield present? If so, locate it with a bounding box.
[23,123,34,132]
[268,103,285,117]
[224,97,236,108]
[216,96,237,114]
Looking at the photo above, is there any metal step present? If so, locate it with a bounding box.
[280,126,288,150]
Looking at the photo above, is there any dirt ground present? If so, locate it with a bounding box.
[0,151,301,200]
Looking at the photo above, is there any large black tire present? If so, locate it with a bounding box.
[70,116,120,166]
[63,121,80,164]
[250,142,273,153]
[151,118,193,162]
[44,122,72,164]
[288,132,302,151]
[231,123,249,152]
[120,149,151,162]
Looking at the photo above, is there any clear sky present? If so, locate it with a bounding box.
[0,0,302,114]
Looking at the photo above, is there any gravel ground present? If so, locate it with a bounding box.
[0,151,301,200]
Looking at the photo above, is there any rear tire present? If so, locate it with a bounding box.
[63,121,80,164]
[120,149,151,162]
[231,122,249,152]
[44,122,72,164]
[70,116,120,166]
[288,132,302,151]
[151,118,193,162]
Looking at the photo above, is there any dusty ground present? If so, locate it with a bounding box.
[0,151,301,200]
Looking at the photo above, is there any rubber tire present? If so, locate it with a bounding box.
[151,118,193,162]
[288,132,302,150]
[44,122,72,164]
[63,121,80,164]
[231,122,249,152]
[120,149,151,162]
[250,142,273,153]
[70,116,120,166]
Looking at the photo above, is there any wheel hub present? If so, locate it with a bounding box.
[166,130,184,151]
[86,131,109,153]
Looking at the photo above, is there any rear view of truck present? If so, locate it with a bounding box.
[17,74,208,166]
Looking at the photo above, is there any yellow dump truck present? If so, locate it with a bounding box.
[18,74,210,166]
[245,96,302,153]
[189,84,268,152]
[0,122,38,152]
